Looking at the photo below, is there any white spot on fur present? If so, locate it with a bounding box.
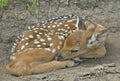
[47,37,52,41]
[48,26,51,28]
[50,21,53,23]
[43,25,46,28]
[65,30,68,32]
[72,30,76,32]
[52,49,56,53]
[36,34,40,38]
[40,28,44,30]
[25,43,29,45]
[34,41,40,44]
[58,36,65,40]
[40,39,45,42]
[10,55,16,60]
[67,26,70,29]
[67,19,74,22]
[50,43,54,47]
[52,25,56,28]
[57,46,61,49]
[68,31,72,34]
[45,33,50,37]
[42,43,46,45]
[45,48,51,52]
[56,32,59,34]
[22,35,25,37]
[29,35,34,38]
[37,45,41,47]
[57,24,60,27]
[62,29,65,31]
[58,28,61,31]
[39,33,42,35]
[25,37,29,40]
[28,48,34,50]
[33,28,39,30]
[64,24,68,27]
[34,31,38,33]
[21,45,25,50]
[59,22,63,25]
[21,39,24,42]
[42,23,45,26]
[54,22,58,24]
[32,26,35,28]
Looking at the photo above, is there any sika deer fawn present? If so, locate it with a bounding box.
[59,20,109,60]
[6,15,109,76]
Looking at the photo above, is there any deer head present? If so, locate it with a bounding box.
[57,20,109,60]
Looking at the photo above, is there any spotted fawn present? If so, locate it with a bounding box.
[6,15,109,76]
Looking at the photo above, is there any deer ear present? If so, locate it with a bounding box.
[96,29,110,43]
[85,20,96,32]
[78,19,86,30]
[87,29,109,47]
[75,16,86,30]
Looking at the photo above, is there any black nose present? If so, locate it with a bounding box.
[55,55,63,61]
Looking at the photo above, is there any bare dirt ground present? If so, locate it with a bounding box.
[0,0,120,81]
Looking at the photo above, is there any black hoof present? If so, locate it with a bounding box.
[73,60,81,66]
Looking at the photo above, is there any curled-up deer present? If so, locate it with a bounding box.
[6,15,109,76]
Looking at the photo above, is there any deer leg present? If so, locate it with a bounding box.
[6,60,32,76]
[6,60,79,76]
[30,60,79,74]
[6,48,55,76]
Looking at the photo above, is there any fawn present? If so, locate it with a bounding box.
[6,15,109,76]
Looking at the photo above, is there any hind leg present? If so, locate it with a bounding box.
[6,60,32,76]
[6,47,80,76]
[6,48,55,76]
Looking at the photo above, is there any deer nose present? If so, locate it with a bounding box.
[55,55,64,61]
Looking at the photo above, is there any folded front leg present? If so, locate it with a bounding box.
[6,60,79,76]
[30,60,78,74]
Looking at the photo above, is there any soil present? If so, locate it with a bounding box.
[0,0,120,81]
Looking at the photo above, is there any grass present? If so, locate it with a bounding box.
[0,0,8,8]
[26,0,40,14]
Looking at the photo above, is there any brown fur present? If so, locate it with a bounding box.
[6,17,109,76]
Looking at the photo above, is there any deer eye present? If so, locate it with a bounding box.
[90,41,93,44]
[71,50,78,53]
